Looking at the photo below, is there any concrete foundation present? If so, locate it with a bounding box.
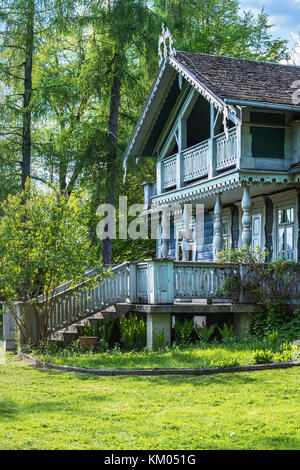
[234,312,253,337]
[3,311,17,351]
[147,313,171,350]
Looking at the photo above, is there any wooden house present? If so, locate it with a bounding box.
[124,33,300,264]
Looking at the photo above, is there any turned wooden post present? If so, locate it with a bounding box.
[213,194,223,259]
[182,204,192,261]
[161,208,169,259]
[242,186,252,248]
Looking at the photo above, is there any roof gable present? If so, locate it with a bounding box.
[123,50,300,177]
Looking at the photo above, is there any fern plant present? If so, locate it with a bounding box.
[194,324,215,343]
[119,315,146,350]
[154,331,165,349]
[217,323,234,341]
[266,329,281,352]
[174,318,194,345]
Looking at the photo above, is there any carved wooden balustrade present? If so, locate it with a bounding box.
[161,127,238,191]
[215,128,238,172]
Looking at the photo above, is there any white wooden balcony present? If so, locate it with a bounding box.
[215,128,238,172]
[161,127,238,191]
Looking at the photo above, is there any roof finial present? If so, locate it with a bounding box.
[158,23,176,66]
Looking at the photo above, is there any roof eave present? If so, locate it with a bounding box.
[224,98,300,113]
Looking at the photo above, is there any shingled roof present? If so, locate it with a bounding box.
[175,51,300,108]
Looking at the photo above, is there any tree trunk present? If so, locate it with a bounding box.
[101,54,121,265]
[21,0,34,190]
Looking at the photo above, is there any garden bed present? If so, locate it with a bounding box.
[21,351,300,376]
[23,341,300,374]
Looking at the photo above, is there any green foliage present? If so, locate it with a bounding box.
[266,329,281,352]
[153,331,165,350]
[119,315,146,350]
[154,0,288,62]
[219,248,300,342]
[252,341,300,364]
[252,349,275,365]
[250,306,300,343]
[217,323,234,341]
[174,318,194,345]
[77,325,97,338]
[0,183,103,343]
[194,324,215,343]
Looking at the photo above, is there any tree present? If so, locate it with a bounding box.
[0,0,76,191]
[153,0,288,61]
[84,0,159,265]
[288,33,300,66]
[0,183,103,343]
[33,25,105,194]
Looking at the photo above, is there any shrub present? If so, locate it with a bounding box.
[218,248,300,342]
[0,182,103,344]
[252,349,274,364]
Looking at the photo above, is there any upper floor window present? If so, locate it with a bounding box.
[250,112,285,159]
[277,206,295,260]
[222,217,231,249]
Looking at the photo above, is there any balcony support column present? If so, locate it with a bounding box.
[241,186,252,248]
[182,204,192,261]
[213,195,223,260]
[161,208,169,259]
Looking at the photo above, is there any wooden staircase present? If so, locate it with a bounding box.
[44,263,131,336]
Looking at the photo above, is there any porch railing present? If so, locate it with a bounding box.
[6,258,300,344]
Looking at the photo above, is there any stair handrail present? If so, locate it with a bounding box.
[37,262,130,305]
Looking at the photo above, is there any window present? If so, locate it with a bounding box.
[250,112,285,159]
[222,217,231,249]
[252,213,262,250]
[251,127,285,159]
[276,207,295,260]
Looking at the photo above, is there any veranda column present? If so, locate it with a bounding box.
[213,195,223,260]
[241,186,252,248]
[161,208,169,259]
[182,204,192,261]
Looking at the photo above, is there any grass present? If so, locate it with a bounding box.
[0,354,299,450]
[32,341,289,370]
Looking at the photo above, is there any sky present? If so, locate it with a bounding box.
[239,0,300,43]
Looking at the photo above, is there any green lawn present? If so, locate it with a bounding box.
[0,354,299,450]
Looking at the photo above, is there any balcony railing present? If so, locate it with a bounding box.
[162,154,177,189]
[182,141,209,183]
[215,127,238,172]
[161,127,238,191]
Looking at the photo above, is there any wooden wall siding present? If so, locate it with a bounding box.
[298,192,300,263]
[265,198,274,260]
[231,206,240,249]
[196,213,214,261]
